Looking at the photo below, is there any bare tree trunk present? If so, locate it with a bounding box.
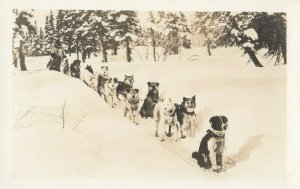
[113,41,118,55]
[151,29,156,62]
[19,41,27,71]
[206,39,211,56]
[99,38,107,62]
[244,47,263,67]
[126,37,131,62]
[282,44,287,64]
[76,41,79,60]
[68,40,71,56]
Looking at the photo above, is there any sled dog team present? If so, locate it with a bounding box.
[61,60,229,173]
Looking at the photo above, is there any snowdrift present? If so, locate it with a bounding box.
[13,47,286,180]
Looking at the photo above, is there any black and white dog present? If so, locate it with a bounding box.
[192,116,228,173]
[116,75,134,100]
[176,95,197,138]
[140,82,160,119]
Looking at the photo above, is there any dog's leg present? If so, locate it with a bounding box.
[155,121,159,137]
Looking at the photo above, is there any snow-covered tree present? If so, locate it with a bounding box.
[159,12,190,55]
[12,9,35,70]
[193,12,224,56]
[208,12,286,67]
[250,12,286,65]
[87,10,111,62]
[44,11,56,54]
[110,11,141,62]
[26,21,44,56]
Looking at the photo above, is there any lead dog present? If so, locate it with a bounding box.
[124,88,140,125]
[192,116,228,172]
[153,98,180,142]
[140,82,160,119]
[175,95,196,138]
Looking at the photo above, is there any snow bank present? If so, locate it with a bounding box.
[13,47,286,180]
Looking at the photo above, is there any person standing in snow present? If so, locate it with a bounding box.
[48,39,66,71]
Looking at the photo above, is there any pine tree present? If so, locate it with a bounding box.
[44,10,56,54]
[110,11,141,62]
[12,9,35,70]
[159,11,190,55]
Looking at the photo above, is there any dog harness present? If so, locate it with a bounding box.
[182,108,196,116]
[163,109,176,117]
[128,98,139,111]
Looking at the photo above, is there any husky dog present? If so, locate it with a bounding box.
[103,77,119,108]
[124,88,140,125]
[70,60,81,79]
[81,64,95,87]
[192,116,228,173]
[140,82,160,119]
[153,98,180,142]
[61,58,69,75]
[97,66,110,96]
[176,95,196,138]
[116,75,134,100]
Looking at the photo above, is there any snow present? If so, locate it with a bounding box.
[117,14,128,22]
[242,42,254,48]
[231,29,239,36]
[125,33,138,40]
[12,47,286,181]
[244,28,258,41]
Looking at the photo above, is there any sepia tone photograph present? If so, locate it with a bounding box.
[1,0,300,189]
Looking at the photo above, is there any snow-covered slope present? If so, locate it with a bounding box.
[13,47,286,180]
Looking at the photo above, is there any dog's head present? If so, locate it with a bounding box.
[85,65,94,74]
[73,60,81,67]
[107,77,119,90]
[147,82,159,95]
[100,66,109,76]
[162,98,176,114]
[127,88,139,100]
[209,116,228,131]
[181,95,196,113]
[124,75,134,86]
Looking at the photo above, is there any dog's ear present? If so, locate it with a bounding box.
[192,95,196,102]
[134,89,139,93]
[183,97,187,102]
[114,78,118,83]
[221,116,228,123]
[155,82,160,86]
[108,78,112,82]
[125,74,128,78]
[147,82,151,86]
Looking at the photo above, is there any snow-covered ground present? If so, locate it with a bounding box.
[12,47,286,180]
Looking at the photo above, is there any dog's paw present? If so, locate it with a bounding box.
[212,168,222,173]
[160,138,165,142]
